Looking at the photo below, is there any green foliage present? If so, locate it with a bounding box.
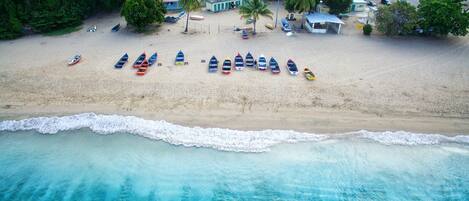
[375,1,417,36]
[179,0,200,32]
[418,0,469,36]
[284,0,296,13]
[121,0,166,32]
[0,0,124,39]
[363,24,372,35]
[290,0,316,28]
[0,0,22,39]
[239,0,273,34]
[293,0,316,13]
[324,0,352,15]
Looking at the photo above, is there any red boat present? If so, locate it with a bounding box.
[136,60,149,76]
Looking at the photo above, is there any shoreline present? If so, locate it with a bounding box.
[1,105,468,136]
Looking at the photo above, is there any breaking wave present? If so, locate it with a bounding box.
[357,130,469,145]
[0,113,327,152]
[0,113,467,152]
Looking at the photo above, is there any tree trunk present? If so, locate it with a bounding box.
[301,13,305,29]
[253,19,256,34]
[184,12,190,33]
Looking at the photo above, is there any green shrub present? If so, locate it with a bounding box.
[0,0,22,40]
[1,0,124,39]
[363,24,372,36]
[375,1,417,36]
[121,0,166,32]
[418,0,469,36]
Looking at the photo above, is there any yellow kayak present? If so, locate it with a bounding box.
[265,23,274,30]
[304,68,316,81]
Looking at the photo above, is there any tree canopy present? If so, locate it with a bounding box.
[0,0,22,39]
[418,0,469,36]
[239,0,273,33]
[0,0,124,40]
[324,0,352,15]
[375,1,418,36]
[121,0,166,32]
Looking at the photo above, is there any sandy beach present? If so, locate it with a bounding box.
[1,6,468,135]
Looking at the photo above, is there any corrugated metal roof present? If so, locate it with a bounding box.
[306,13,344,24]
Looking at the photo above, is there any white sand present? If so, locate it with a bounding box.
[0,6,468,135]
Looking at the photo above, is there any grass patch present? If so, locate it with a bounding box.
[43,26,82,36]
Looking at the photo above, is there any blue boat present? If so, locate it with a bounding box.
[114,53,129,69]
[269,57,280,74]
[222,58,232,74]
[245,52,254,67]
[111,23,120,32]
[234,53,244,70]
[133,52,146,68]
[281,19,292,32]
[148,53,158,66]
[242,30,248,39]
[286,59,298,76]
[175,50,184,65]
[208,56,218,73]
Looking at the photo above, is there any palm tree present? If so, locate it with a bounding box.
[239,0,273,34]
[294,0,316,28]
[180,0,200,33]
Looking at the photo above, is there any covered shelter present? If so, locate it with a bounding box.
[304,13,345,34]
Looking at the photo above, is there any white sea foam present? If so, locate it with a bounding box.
[357,130,469,145]
[0,113,328,152]
[0,113,468,152]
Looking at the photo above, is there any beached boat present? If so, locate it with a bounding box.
[265,23,274,30]
[257,55,267,70]
[111,24,120,32]
[242,30,248,39]
[114,53,129,68]
[177,11,186,19]
[281,18,292,32]
[133,52,146,68]
[286,59,299,76]
[136,60,149,76]
[245,52,255,67]
[175,50,184,65]
[269,57,280,74]
[234,53,244,70]
[208,56,218,73]
[304,68,316,80]
[190,15,204,20]
[148,53,158,66]
[222,58,232,74]
[68,54,81,66]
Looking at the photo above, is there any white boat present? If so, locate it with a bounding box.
[68,54,81,65]
[257,55,267,70]
[190,15,204,20]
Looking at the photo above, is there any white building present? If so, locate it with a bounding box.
[304,13,345,34]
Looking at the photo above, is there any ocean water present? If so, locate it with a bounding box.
[0,114,468,200]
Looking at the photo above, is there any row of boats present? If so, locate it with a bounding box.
[208,53,316,80]
[114,52,158,76]
[208,53,304,76]
[112,50,315,80]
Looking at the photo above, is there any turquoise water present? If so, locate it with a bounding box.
[1,129,468,201]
